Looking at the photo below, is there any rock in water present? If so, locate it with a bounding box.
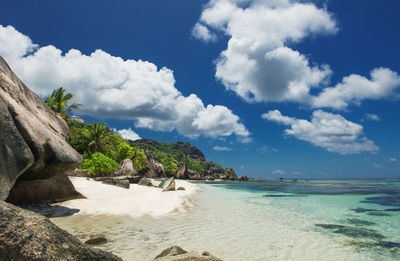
[159,177,176,191]
[224,168,238,180]
[138,177,153,186]
[154,246,223,261]
[0,201,122,260]
[0,56,82,201]
[85,234,107,245]
[117,159,136,176]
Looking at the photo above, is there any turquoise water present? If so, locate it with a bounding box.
[53,179,400,260]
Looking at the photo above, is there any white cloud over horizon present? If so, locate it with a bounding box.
[213,146,232,151]
[0,24,250,140]
[194,0,400,109]
[117,128,141,141]
[272,169,285,175]
[262,110,379,155]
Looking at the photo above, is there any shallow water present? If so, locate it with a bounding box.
[52,179,400,261]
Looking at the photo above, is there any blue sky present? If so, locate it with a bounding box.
[1,0,399,178]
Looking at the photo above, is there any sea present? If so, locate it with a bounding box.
[52,179,400,261]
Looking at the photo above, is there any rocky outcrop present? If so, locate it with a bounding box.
[159,177,176,191]
[6,174,85,204]
[153,246,222,261]
[0,56,82,201]
[174,142,206,162]
[116,159,136,176]
[238,176,249,181]
[134,138,161,147]
[224,168,238,180]
[139,150,166,178]
[85,234,107,245]
[188,169,203,180]
[102,179,130,189]
[138,177,154,186]
[69,169,89,177]
[175,162,188,179]
[0,201,122,260]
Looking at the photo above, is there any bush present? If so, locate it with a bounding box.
[161,157,179,176]
[78,152,119,176]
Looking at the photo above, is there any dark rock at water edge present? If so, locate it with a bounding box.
[85,234,107,245]
[7,174,85,204]
[188,169,203,180]
[0,56,82,201]
[154,246,223,261]
[0,201,122,260]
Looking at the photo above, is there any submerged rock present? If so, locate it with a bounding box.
[153,246,223,261]
[85,234,107,245]
[0,201,122,260]
[0,56,82,201]
[346,218,376,226]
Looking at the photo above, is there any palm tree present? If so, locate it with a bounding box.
[44,87,81,123]
[83,122,112,154]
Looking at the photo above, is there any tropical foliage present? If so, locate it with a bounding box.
[78,152,119,176]
[44,87,81,123]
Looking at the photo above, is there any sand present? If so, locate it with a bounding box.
[58,177,199,218]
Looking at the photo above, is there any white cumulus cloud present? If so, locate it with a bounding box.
[364,113,380,122]
[272,169,285,175]
[213,146,232,151]
[117,128,141,141]
[0,24,249,140]
[191,23,217,42]
[194,0,400,109]
[262,110,379,155]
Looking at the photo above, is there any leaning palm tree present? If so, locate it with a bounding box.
[44,87,82,123]
[82,122,112,154]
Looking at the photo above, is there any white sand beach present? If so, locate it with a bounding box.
[58,177,199,218]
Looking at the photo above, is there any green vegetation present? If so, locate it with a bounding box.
[44,87,82,124]
[130,141,222,174]
[44,87,223,177]
[79,152,119,176]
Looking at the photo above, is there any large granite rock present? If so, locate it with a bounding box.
[224,168,238,180]
[6,175,85,204]
[204,163,224,177]
[0,56,82,201]
[102,179,130,189]
[175,162,188,179]
[139,150,166,178]
[138,177,154,186]
[174,142,206,162]
[116,159,136,176]
[187,169,203,180]
[0,201,122,260]
[153,246,222,261]
[159,177,176,191]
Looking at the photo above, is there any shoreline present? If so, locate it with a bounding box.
[56,177,199,218]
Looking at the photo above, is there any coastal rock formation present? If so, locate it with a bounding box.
[69,168,89,177]
[0,201,122,260]
[174,142,206,162]
[188,169,203,180]
[85,234,107,245]
[116,159,136,176]
[139,150,166,178]
[138,177,154,186]
[224,168,238,180]
[102,179,130,189]
[6,174,85,204]
[159,177,176,191]
[154,246,222,261]
[204,163,223,177]
[238,176,249,181]
[0,56,82,201]
[175,162,188,179]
